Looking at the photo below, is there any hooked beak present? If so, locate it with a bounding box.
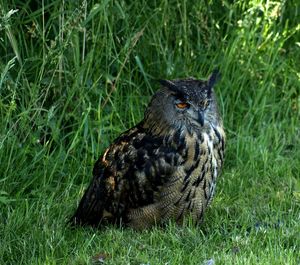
[187,108,205,127]
[198,111,204,126]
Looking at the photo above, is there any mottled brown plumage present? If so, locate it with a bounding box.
[70,70,225,229]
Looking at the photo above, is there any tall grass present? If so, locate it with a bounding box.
[0,0,299,264]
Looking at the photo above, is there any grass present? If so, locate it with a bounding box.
[0,0,299,264]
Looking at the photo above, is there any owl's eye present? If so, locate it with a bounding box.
[202,99,211,109]
[176,102,190,109]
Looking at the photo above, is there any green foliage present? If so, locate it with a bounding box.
[0,0,299,264]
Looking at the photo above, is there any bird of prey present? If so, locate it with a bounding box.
[70,70,225,229]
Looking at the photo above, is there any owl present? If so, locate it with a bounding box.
[69,70,225,229]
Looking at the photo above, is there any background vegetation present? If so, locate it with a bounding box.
[0,0,299,264]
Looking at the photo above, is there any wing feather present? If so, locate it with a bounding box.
[69,123,181,227]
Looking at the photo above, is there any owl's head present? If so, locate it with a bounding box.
[144,70,221,135]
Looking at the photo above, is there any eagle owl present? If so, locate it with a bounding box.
[70,70,225,229]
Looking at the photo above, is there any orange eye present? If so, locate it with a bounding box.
[176,102,189,109]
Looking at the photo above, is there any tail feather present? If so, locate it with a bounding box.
[69,167,109,227]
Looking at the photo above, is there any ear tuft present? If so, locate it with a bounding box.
[207,69,221,88]
[158,79,180,92]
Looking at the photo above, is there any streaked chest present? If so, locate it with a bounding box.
[175,125,224,206]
